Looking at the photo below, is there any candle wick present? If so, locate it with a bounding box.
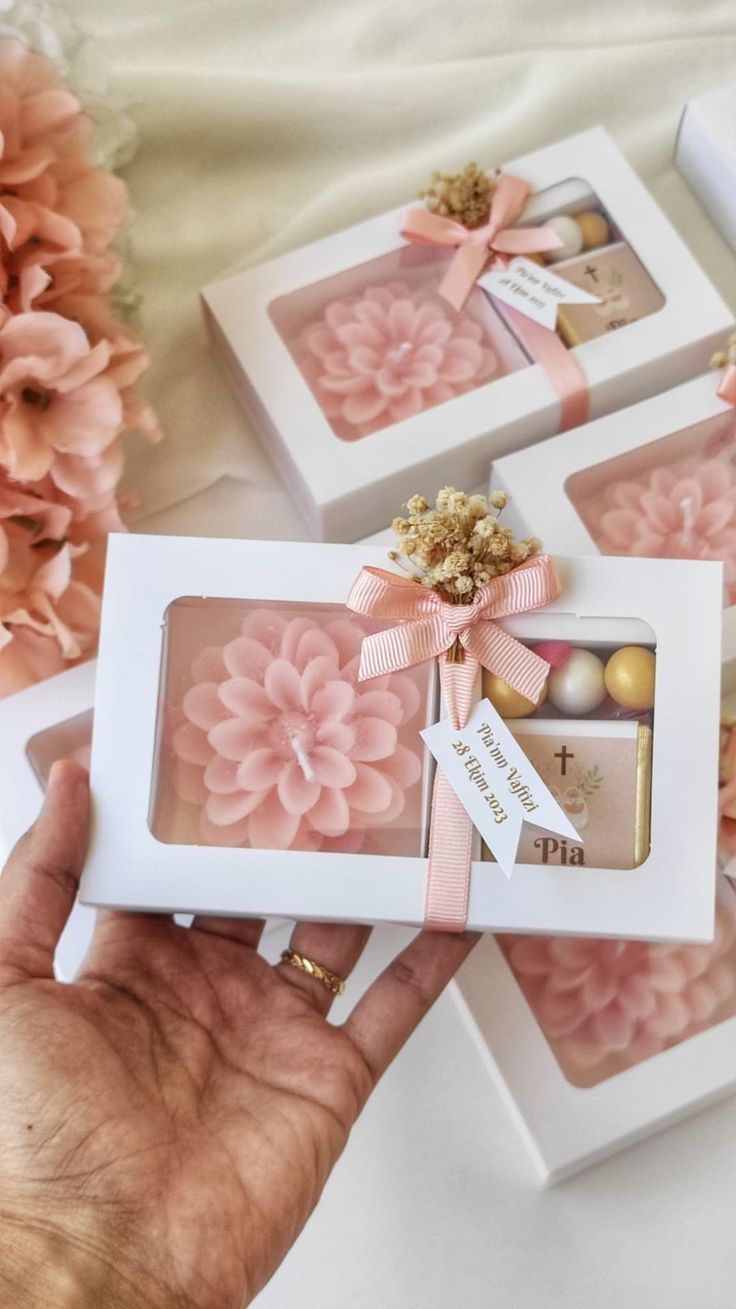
[679,494,696,547]
[290,732,314,781]
[386,340,413,368]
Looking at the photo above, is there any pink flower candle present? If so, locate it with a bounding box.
[578,457,736,603]
[500,889,736,1087]
[170,608,424,853]
[296,280,499,439]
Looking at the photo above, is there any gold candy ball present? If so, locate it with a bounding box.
[485,672,547,718]
[604,646,656,711]
[574,210,610,250]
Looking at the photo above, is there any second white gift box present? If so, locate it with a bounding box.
[202,127,731,542]
[80,533,721,942]
[451,623,736,1183]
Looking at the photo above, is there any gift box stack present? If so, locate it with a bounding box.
[6,114,736,1183]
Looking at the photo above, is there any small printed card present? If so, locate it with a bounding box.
[479,256,601,330]
[421,698,580,878]
[503,718,652,870]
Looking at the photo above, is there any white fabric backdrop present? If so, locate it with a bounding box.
[62,4,736,1306]
[70,0,736,540]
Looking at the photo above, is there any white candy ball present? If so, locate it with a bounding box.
[548,649,606,716]
[545,213,584,263]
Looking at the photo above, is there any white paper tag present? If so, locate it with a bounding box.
[421,698,582,879]
[478,256,601,330]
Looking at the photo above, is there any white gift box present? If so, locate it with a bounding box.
[450,630,736,1183]
[488,372,736,614]
[80,532,721,942]
[676,81,736,254]
[0,661,97,982]
[202,126,731,543]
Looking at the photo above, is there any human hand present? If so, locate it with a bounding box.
[0,762,477,1309]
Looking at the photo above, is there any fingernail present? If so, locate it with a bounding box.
[47,759,89,795]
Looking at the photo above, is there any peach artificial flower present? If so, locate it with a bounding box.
[0,522,100,665]
[0,38,159,699]
[0,309,122,482]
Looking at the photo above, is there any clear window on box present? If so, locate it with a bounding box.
[268,177,665,442]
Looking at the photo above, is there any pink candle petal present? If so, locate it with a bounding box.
[277,762,321,817]
[206,788,270,827]
[172,722,214,767]
[223,635,272,682]
[217,676,272,720]
[208,718,270,763]
[310,745,357,789]
[301,654,341,705]
[344,762,395,814]
[307,786,351,838]
[248,793,300,851]
[182,682,230,731]
[236,748,283,791]
[350,715,398,762]
[355,688,404,726]
[311,679,356,723]
[203,755,241,795]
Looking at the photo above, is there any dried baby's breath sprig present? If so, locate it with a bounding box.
[389,486,540,601]
[389,487,540,661]
[711,331,736,370]
[419,162,496,230]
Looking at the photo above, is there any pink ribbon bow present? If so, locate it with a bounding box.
[347,555,560,931]
[718,364,736,407]
[400,173,563,313]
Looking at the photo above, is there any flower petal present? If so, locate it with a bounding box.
[310,745,357,788]
[379,744,422,789]
[344,763,394,814]
[264,658,305,711]
[316,720,355,752]
[236,748,284,790]
[311,679,356,721]
[206,789,270,826]
[172,721,214,766]
[175,761,208,806]
[307,786,350,837]
[277,761,321,815]
[208,718,270,762]
[191,645,228,683]
[199,810,252,848]
[350,716,397,762]
[222,635,272,682]
[248,791,301,850]
[301,654,341,705]
[217,676,272,720]
[204,755,241,795]
[294,626,339,670]
[183,682,230,731]
[355,688,403,725]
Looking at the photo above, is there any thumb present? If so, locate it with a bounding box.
[0,760,90,982]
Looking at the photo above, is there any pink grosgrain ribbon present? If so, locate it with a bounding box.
[718,364,736,406]
[347,556,559,930]
[400,173,589,431]
[400,173,563,313]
